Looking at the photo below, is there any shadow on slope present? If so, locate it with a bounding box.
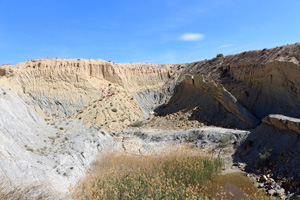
[233,115,300,192]
[155,75,258,130]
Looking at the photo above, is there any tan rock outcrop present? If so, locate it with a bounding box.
[262,114,300,134]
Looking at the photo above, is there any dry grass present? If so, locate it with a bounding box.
[72,146,225,200]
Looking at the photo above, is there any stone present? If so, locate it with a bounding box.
[263,115,300,135]
[260,175,268,183]
[258,183,265,188]
[268,189,276,196]
[276,188,285,197]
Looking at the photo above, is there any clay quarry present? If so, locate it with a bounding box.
[1,43,300,199]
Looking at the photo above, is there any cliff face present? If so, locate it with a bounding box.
[0,59,172,131]
[179,43,300,119]
[228,61,300,119]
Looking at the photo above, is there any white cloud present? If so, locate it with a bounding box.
[218,44,234,48]
[179,33,204,41]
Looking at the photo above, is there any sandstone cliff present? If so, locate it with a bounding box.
[0,59,172,131]
[179,43,300,119]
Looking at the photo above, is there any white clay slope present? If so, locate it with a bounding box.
[0,81,118,194]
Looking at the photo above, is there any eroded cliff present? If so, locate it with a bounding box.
[0,59,173,131]
[179,43,300,119]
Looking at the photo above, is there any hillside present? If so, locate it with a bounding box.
[1,43,300,199]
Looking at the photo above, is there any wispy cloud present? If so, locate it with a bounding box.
[179,33,205,41]
[218,44,234,48]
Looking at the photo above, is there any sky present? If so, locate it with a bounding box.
[0,0,299,65]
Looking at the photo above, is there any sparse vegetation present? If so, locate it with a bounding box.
[188,132,198,142]
[24,145,34,152]
[129,120,143,127]
[48,136,56,143]
[72,146,224,199]
[216,53,224,58]
[259,148,272,161]
[219,135,231,148]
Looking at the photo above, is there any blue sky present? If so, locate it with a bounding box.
[0,0,299,64]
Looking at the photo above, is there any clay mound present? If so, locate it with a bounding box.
[234,114,300,189]
[155,75,258,129]
[178,43,300,119]
[70,89,143,132]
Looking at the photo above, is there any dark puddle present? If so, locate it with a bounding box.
[210,172,269,199]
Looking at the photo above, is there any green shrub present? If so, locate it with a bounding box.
[188,132,198,142]
[259,148,272,160]
[219,135,231,148]
[129,120,143,127]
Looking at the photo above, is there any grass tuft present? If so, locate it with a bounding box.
[219,135,231,148]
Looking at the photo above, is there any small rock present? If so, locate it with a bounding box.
[238,163,246,168]
[266,184,274,190]
[276,188,285,197]
[275,184,282,190]
[258,183,264,188]
[260,175,268,183]
[268,189,276,196]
